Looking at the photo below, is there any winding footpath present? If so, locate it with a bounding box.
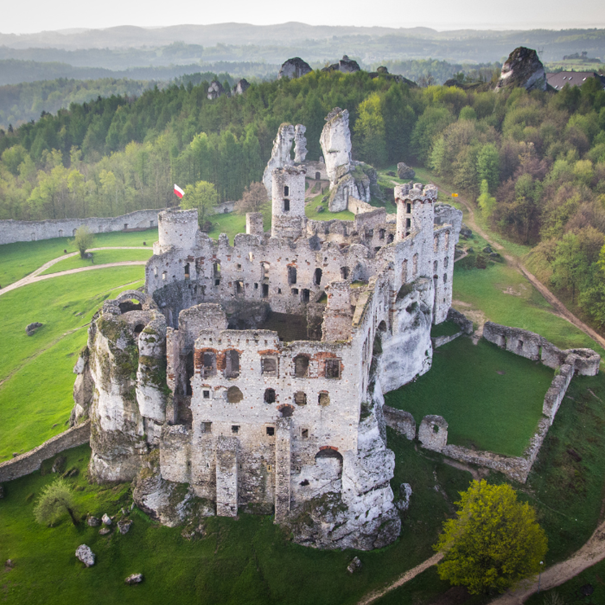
[0,246,148,297]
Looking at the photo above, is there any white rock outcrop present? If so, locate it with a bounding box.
[262,124,295,196]
[75,545,95,567]
[294,124,308,163]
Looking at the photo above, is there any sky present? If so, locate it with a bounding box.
[2,0,605,33]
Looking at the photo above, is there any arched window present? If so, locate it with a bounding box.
[264,388,276,404]
[202,352,216,378]
[227,386,243,403]
[288,266,297,285]
[278,404,294,417]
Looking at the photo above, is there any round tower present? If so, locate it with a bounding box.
[158,208,199,251]
[271,166,306,239]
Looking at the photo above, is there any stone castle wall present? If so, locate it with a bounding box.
[0,420,90,483]
[0,210,159,245]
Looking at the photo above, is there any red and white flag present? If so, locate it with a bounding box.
[174,184,184,199]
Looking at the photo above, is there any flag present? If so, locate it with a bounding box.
[174,184,184,199]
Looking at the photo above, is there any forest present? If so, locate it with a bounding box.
[0,69,604,327]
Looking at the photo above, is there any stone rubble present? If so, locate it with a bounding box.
[75,545,95,567]
[125,573,143,585]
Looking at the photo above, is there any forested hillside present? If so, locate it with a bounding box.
[0,69,604,325]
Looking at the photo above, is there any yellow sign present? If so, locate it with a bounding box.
[451,193,459,198]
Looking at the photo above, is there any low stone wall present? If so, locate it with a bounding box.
[215,201,236,214]
[385,322,600,483]
[431,308,474,349]
[0,420,90,483]
[0,210,159,245]
[432,333,462,348]
[348,196,375,215]
[483,321,600,376]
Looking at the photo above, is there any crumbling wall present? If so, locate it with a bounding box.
[418,415,448,451]
[383,407,416,440]
[0,209,158,245]
[0,421,91,483]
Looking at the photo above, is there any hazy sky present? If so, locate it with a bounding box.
[3,0,605,34]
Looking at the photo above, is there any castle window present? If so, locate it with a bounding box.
[185,351,194,396]
[301,428,309,439]
[277,288,282,294]
[203,390,211,399]
[294,355,309,378]
[236,280,244,295]
[236,263,242,270]
[215,279,220,286]
[340,267,350,280]
[283,199,290,212]
[213,261,221,277]
[225,350,240,379]
[249,252,254,262]
[402,259,408,284]
[184,263,190,279]
[291,288,299,296]
[444,257,449,269]
[413,253,418,278]
[124,223,128,230]
[279,405,294,417]
[379,229,385,240]
[433,260,438,273]
[261,262,269,279]
[302,289,310,303]
[387,234,394,244]
[231,425,240,433]
[266,426,275,436]
[443,274,447,283]
[318,391,330,406]
[294,391,307,406]
[325,359,341,379]
[314,268,322,286]
[254,283,258,290]
[367,229,374,239]
[288,266,297,285]
[434,235,439,253]
[201,421,212,433]
[315,171,321,180]
[445,231,450,248]
[162,271,167,281]
[261,357,277,376]
[406,202,411,214]
[227,386,243,403]
[264,388,276,404]
[202,352,216,378]
[284,185,289,196]
[262,284,269,298]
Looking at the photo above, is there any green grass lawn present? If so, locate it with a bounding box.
[0,435,473,605]
[305,192,355,221]
[0,268,144,460]
[0,229,158,287]
[385,337,554,456]
[41,249,153,275]
[453,261,605,359]
[431,320,461,338]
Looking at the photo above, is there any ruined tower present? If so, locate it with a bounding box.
[271,165,306,239]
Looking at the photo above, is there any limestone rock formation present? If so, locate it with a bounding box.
[233,79,250,95]
[320,108,375,211]
[118,519,133,534]
[262,123,295,195]
[102,513,112,525]
[323,55,361,74]
[207,81,225,100]
[25,322,43,336]
[294,124,308,163]
[495,47,547,92]
[278,57,312,80]
[75,545,95,567]
[87,516,100,527]
[347,557,362,574]
[397,162,415,180]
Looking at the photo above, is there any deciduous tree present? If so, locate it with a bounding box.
[34,478,79,526]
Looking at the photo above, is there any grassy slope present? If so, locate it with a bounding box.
[0,268,144,460]
[0,436,473,605]
[385,337,553,456]
[0,229,157,287]
[40,248,153,275]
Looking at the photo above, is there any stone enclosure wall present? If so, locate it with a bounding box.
[0,420,90,483]
[0,210,159,245]
[385,320,601,483]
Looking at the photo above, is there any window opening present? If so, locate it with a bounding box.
[231,425,240,433]
[288,266,297,285]
[264,388,276,404]
[283,199,290,212]
[284,185,289,196]
[202,352,216,378]
[294,355,309,377]
[340,267,350,280]
[318,392,330,406]
[201,422,212,433]
[314,268,322,286]
[302,289,310,303]
[184,263,190,279]
[225,350,240,379]
[185,351,194,396]
[325,359,341,379]
[227,387,243,403]
[294,391,307,406]
[266,426,275,436]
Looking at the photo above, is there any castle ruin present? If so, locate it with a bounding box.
[72,115,462,550]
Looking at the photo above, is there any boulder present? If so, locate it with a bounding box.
[75,545,95,567]
[323,55,361,74]
[99,527,111,536]
[87,516,100,527]
[125,573,143,585]
[396,483,413,512]
[278,57,312,80]
[25,322,43,336]
[51,455,66,474]
[397,162,415,180]
[347,556,362,574]
[495,47,547,92]
[102,513,112,526]
[118,519,133,535]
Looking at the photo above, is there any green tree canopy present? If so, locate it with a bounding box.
[180,180,218,230]
[34,478,79,526]
[434,480,547,595]
[73,225,94,259]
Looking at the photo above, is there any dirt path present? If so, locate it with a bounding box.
[0,260,147,297]
[490,520,605,604]
[436,182,605,351]
[0,247,149,297]
[357,552,444,605]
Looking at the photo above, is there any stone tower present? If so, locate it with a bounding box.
[158,208,199,251]
[271,166,306,239]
